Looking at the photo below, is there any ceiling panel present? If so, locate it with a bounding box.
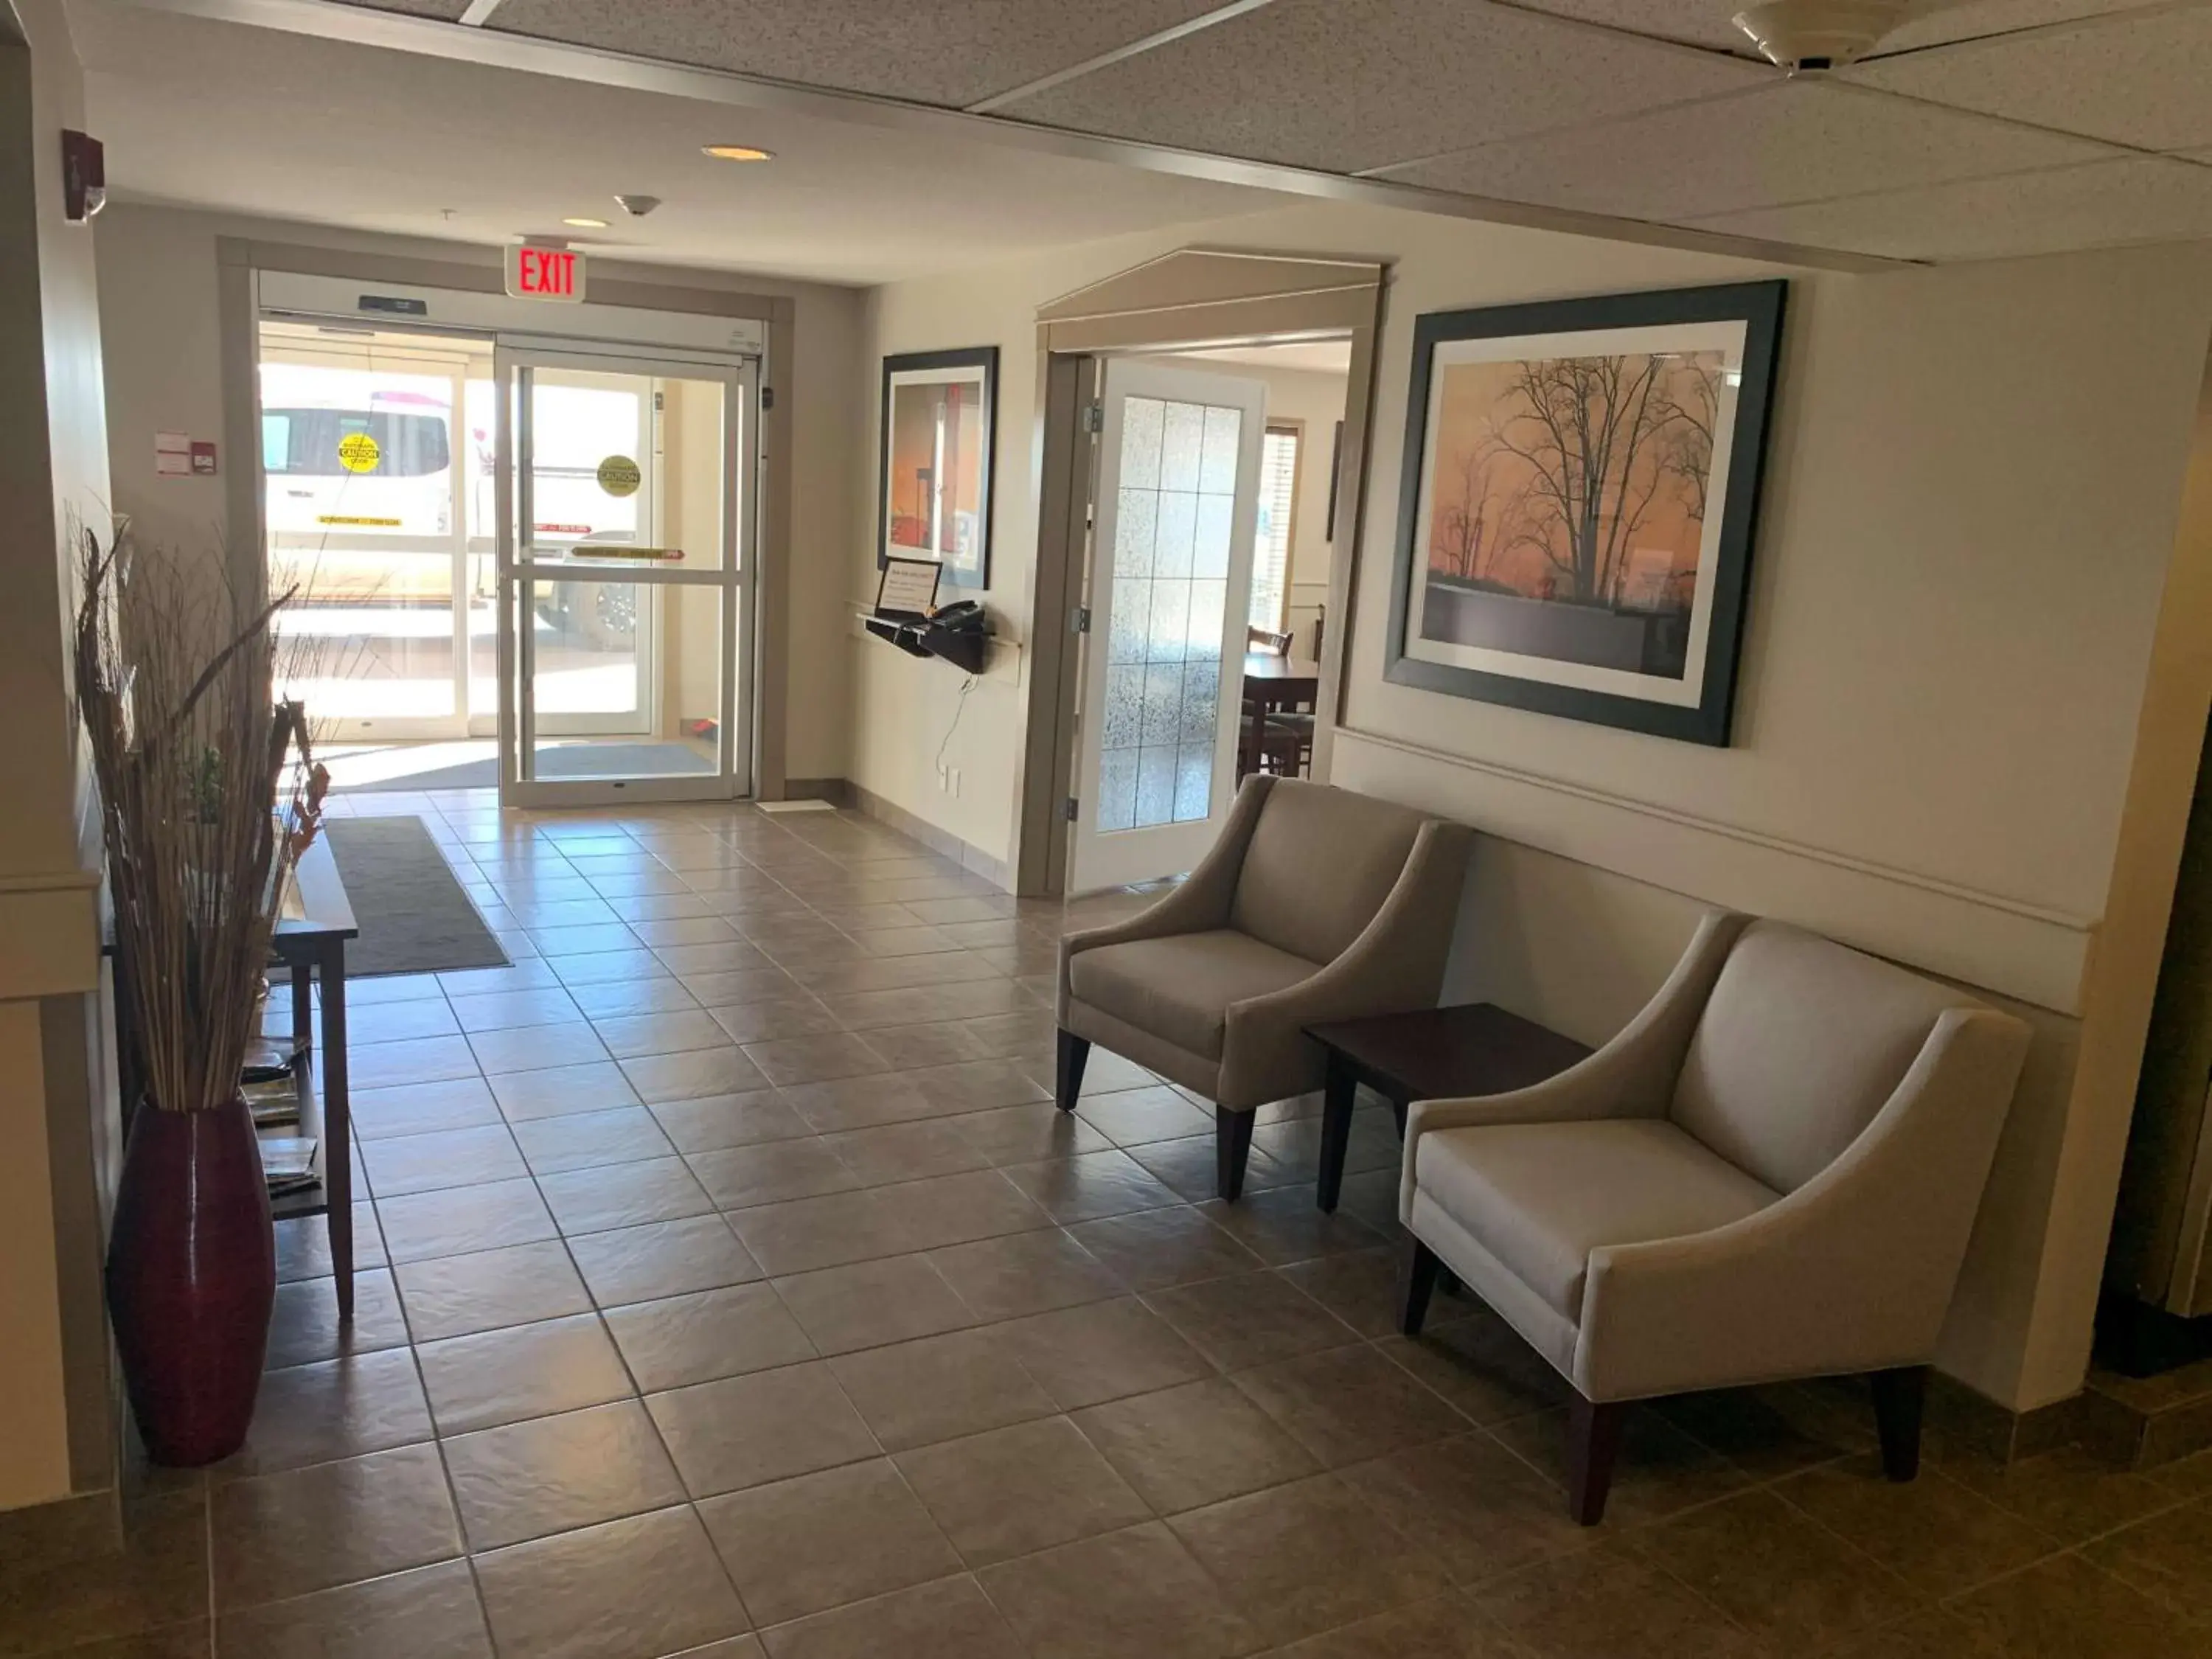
[1498,0,2159,55]
[482,0,1229,109]
[67,1,1281,285]
[334,0,473,18]
[995,0,1767,174]
[1691,154,2212,258]
[1385,80,2115,219]
[1851,6,2212,150]
[1875,0,2174,51]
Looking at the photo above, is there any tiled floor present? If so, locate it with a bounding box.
[10,793,2212,1658]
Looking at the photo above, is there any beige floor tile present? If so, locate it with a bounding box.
[212,1442,459,1610]
[726,1189,914,1276]
[1340,1433,1595,1585]
[375,1178,559,1265]
[908,1059,1054,1112]
[1950,1551,2212,1658]
[507,1106,676,1175]
[568,1214,765,1307]
[1072,1085,1217,1148]
[274,1205,385,1284]
[779,1074,942,1134]
[263,1270,409,1371]
[1652,1381,1872,1479]
[1065,1206,1266,1292]
[588,1009,731,1060]
[1003,1150,1184,1224]
[1260,1592,1523,1658]
[772,1253,978,1357]
[870,1168,1054,1251]
[417,1313,633,1434]
[687,1138,860,1210]
[467,1020,611,1076]
[538,1156,717,1236]
[950,1102,1115,1166]
[448,987,586,1034]
[1630,1486,1924,1648]
[1779,1453,2061,1598]
[821,1119,992,1186]
[650,1090,813,1155]
[849,1020,989,1069]
[979,1520,1261,1659]
[1231,1345,1470,1470]
[1486,1405,1746,1528]
[1941,1444,2181,1546]
[394,1240,592,1342]
[742,1033,891,1088]
[350,1034,480,1091]
[352,1076,504,1141]
[488,1062,641,1121]
[349,998,462,1044]
[443,1399,686,1551]
[1074,1376,1319,1514]
[1278,1249,1412,1340]
[622,1045,772,1105]
[894,1416,1150,1568]
[216,1560,491,1659]
[474,1506,749,1659]
[220,1347,434,1477]
[604,1282,817,1393]
[699,1458,961,1627]
[754,1573,1024,1659]
[1127,1135,1298,1201]
[1374,1314,1570,1429]
[995,1296,1214,1410]
[925,1228,1125,1322]
[1196,1189,1382,1267]
[2081,1493,2212,1626]
[1170,1472,1455,1648]
[1470,1544,1762,1659]
[567,976,700,1020]
[0,1491,206,1655]
[829,1328,1060,1453]
[648,1360,879,1498]
[1144,1270,1362,1371]
[708,998,845,1044]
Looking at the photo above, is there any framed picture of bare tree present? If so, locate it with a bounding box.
[1385,281,1786,745]
[878,346,998,591]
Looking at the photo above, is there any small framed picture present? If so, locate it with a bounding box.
[1387,280,1787,746]
[878,347,998,591]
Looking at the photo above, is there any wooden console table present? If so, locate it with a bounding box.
[271,838,361,1318]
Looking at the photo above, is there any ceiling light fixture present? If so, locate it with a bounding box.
[701,144,774,162]
[562,215,610,229]
[1733,0,1907,73]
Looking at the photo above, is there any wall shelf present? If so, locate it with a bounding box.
[858,611,991,675]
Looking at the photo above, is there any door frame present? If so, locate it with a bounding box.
[494,342,756,809]
[1015,249,1388,897]
[224,240,804,799]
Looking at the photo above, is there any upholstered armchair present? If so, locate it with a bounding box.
[1057,776,1474,1201]
[1398,911,2031,1525]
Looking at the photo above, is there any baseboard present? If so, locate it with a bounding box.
[846,782,1012,893]
[2078,1294,2212,1469]
[1926,1371,2098,1466]
[779,778,852,807]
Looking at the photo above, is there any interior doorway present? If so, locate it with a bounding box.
[255,318,757,803]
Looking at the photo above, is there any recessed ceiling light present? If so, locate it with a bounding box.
[562,215,610,229]
[702,144,774,162]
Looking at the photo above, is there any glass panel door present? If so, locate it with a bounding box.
[495,346,752,806]
[1069,359,1267,893]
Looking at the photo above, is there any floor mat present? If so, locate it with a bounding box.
[318,816,511,977]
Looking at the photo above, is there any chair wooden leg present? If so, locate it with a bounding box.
[1566,1395,1628,1526]
[1398,1238,1441,1337]
[1214,1106,1257,1201]
[1871,1365,1928,1482]
[1054,1030,1090,1113]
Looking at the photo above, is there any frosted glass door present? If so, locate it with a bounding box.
[1069,360,1266,893]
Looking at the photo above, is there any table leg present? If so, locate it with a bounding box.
[319,944,353,1324]
[1316,1052,1357,1213]
[289,959,312,1056]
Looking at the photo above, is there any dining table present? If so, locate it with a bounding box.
[1241,651,1320,778]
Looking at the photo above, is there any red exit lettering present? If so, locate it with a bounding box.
[505,243,587,302]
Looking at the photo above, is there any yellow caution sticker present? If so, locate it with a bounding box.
[336,432,381,473]
[596,454,641,498]
[316,514,403,527]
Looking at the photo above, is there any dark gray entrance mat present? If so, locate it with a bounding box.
[319,816,510,978]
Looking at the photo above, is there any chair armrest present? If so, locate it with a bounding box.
[1573,1005,2031,1401]
[1398,909,1746,1217]
[1058,776,1274,1009]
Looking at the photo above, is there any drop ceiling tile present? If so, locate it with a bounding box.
[997,0,1767,174]
[1499,1,1759,52]
[1690,153,2212,260]
[1850,6,2212,150]
[333,0,473,18]
[486,0,1230,108]
[1877,0,2171,52]
[1388,79,2113,219]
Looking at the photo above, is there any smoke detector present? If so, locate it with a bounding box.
[613,194,663,218]
[1733,0,1909,72]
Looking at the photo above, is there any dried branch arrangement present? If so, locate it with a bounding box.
[74,533,329,1114]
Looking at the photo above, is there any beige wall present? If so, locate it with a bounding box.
[92,204,865,785]
[852,196,2212,1410]
[0,0,114,1512]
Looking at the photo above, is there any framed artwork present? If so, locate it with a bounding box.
[1386,281,1786,746]
[877,346,998,591]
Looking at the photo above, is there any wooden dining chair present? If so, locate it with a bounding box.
[1248,626,1294,656]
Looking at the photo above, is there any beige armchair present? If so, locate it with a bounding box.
[1398,911,2031,1524]
[1057,776,1473,1201]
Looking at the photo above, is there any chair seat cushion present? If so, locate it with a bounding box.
[1068,929,1320,1060]
[1416,1119,1778,1321]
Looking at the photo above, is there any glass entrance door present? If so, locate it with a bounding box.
[495,346,754,805]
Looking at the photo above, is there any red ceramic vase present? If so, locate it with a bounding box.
[105,1095,275,1466]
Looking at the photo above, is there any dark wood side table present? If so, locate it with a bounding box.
[1303,1004,1591,1212]
[271,838,360,1318]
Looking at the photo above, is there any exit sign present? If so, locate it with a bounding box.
[505,244,585,302]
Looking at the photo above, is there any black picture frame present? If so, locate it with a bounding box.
[1385,280,1787,747]
[877,346,998,591]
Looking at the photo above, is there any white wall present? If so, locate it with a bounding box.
[0,0,111,1511]
[851,195,2212,1411]
[92,204,865,785]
